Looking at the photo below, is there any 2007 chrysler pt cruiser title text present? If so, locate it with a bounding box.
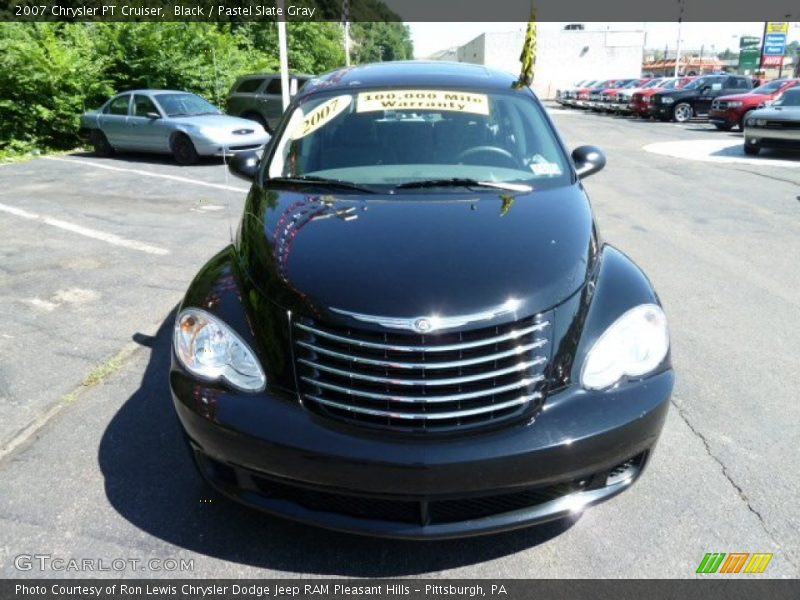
[170,61,674,539]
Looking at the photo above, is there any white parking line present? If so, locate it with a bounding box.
[0,202,169,255]
[44,156,249,193]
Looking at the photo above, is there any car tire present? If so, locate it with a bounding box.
[673,103,693,123]
[714,123,733,131]
[89,130,113,157]
[743,144,760,156]
[242,112,270,134]
[171,133,199,166]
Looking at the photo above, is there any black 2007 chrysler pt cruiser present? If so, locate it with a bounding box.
[171,62,673,538]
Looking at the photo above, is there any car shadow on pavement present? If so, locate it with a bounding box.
[98,310,576,577]
[71,150,225,168]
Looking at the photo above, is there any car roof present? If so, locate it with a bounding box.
[235,73,313,80]
[115,89,195,95]
[299,61,522,98]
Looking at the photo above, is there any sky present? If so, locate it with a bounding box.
[409,22,800,59]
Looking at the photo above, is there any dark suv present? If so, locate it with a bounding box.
[226,73,312,133]
[650,75,754,123]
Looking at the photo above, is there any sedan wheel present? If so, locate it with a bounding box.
[89,130,113,157]
[171,133,199,166]
[673,103,693,123]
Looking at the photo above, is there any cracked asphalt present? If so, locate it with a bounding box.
[0,109,798,578]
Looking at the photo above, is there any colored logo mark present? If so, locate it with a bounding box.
[696,552,773,574]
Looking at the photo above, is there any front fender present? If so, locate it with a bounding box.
[174,245,296,398]
[569,244,669,384]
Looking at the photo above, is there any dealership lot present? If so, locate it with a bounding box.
[0,111,798,578]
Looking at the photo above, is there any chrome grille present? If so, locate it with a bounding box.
[294,313,552,433]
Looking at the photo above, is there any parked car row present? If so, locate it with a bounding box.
[556,76,800,156]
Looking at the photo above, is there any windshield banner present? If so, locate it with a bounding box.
[357,90,490,115]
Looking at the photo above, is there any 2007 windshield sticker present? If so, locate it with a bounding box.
[292,95,352,139]
[357,90,490,115]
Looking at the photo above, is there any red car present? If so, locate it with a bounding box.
[708,78,800,130]
[629,77,696,117]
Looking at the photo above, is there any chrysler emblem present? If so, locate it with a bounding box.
[330,298,522,334]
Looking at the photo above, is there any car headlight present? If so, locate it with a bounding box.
[581,304,670,390]
[727,101,742,108]
[756,119,766,127]
[746,118,755,127]
[174,308,266,392]
[661,97,675,104]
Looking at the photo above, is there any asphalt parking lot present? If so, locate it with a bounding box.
[1,110,798,579]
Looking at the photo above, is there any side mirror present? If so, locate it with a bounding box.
[145,112,160,120]
[228,151,260,182]
[572,145,606,180]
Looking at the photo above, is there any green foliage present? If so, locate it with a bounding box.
[0,19,412,157]
[0,23,114,152]
[351,22,413,63]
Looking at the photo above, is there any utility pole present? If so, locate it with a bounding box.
[674,0,684,77]
[757,21,768,79]
[277,0,290,111]
[342,0,351,66]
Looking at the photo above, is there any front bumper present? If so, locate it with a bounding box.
[172,366,673,539]
[649,104,672,118]
[743,127,800,149]
[708,108,743,128]
[193,133,270,157]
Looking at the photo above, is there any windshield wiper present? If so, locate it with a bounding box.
[395,178,533,193]
[268,176,378,194]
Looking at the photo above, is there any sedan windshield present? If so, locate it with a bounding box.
[752,80,792,95]
[154,93,221,117]
[267,88,570,189]
[773,88,800,107]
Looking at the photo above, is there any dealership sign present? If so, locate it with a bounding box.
[761,55,785,67]
[738,35,761,70]
[764,32,787,55]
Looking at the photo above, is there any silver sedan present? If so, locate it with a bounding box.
[81,90,271,165]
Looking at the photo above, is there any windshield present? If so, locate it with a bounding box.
[752,80,789,95]
[773,88,800,107]
[642,79,662,89]
[154,93,221,117]
[683,77,718,90]
[266,88,570,190]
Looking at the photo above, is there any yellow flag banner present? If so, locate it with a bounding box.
[517,10,537,87]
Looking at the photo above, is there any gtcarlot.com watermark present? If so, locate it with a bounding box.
[14,553,194,573]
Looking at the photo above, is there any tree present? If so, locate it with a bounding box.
[350,22,413,63]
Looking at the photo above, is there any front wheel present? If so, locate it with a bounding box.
[743,144,760,156]
[89,130,113,157]
[673,103,693,123]
[171,133,199,166]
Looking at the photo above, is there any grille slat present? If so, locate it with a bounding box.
[305,392,541,420]
[300,375,544,403]
[297,338,547,369]
[298,357,545,386]
[295,321,548,353]
[295,312,552,432]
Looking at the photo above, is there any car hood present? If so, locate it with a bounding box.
[169,114,264,131]
[716,92,768,103]
[655,89,695,99]
[237,184,596,322]
[748,105,800,120]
